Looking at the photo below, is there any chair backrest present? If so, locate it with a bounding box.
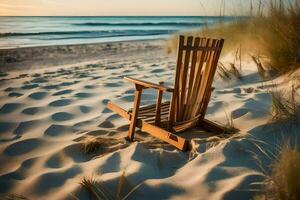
[169,35,224,126]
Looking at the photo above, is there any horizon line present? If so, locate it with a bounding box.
[0,15,247,17]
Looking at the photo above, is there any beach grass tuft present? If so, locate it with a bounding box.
[79,173,141,200]
[80,176,115,200]
[263,144,300,200]
[81,137,122,155]
[270,85,300,122]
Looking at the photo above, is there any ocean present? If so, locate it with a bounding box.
[0,16,236,49]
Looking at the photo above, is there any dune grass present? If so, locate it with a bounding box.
[260,144,300,200]
[81,137,123,155]
[270,84,300,122]
[169,0,300,74]
[79,173,142,200]
[80,177,115,200]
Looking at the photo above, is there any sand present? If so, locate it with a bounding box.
[0,39,299,200]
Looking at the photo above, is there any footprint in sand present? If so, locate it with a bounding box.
[105,82,122,87]
[102,99,109,105]
[52,112,74,121]
[31,77,48,83]
[98,120,115,128]
[0,122,17,134]
[22,107,41,115]
[79,105,91,113]
[42,84,60,90]
[74,92,94,98]
[60,81,79,87]
[92,75,103,80]
[21,84,39,90]
[45,152,69,168]
[4,138,43,156]
[231,108,250,119]
[53,89,73,96]
[28,91,48,100]
[44,124,73,137]
[14,120,41,136]
[8,92,23,97]
[151,68,165,73]
[124,89,135,94]
[31,73,41,77]
[4,87,17,92]
[84,85,98,89]
[31,166,82,194]
[0,103,23,114]
[49,99,72,107]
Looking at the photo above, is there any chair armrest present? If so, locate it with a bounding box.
[124,77,174,92]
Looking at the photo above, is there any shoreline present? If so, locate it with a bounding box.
[0,38,167,71]
[0,37,168,51]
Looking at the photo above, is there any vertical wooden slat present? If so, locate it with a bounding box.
[186,38,210,118]
[168,35,184,130]
[198,39,224,119]
[155,86,163,126]
[128,85,143,141]
[177,36,193,121]
[194,39,219,118]
[183,37,200,120]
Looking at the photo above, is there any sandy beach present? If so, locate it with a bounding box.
[0,39,298,200]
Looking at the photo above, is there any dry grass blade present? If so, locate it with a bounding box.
[224,112,239,134]
[270,85,300,122]
[81,137,123,155]
[79,174,142,200]
[217,62,231,80]
[217,61,242,81]
[263,145,300,200]
[251,55,267,80]
[80,177,115,200]
[229,63,242,80]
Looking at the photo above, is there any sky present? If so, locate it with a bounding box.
[0,0,255,16]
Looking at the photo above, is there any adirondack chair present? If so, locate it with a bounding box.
[107,35,225,151]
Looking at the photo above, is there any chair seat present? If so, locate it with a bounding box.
[128,101,170,128]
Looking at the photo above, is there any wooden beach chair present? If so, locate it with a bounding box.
[107,35,225,151]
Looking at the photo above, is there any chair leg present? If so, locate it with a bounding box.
[128,85,143,141]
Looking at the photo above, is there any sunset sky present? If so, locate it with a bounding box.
[0,0,255,16]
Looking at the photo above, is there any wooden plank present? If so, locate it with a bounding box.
[183,37,200,120]
[128,85,143,141]
[155,89,163,126]
[178,36,193,121]
[124,77,174,92]
[186,38,209,118]
[141,121,189,151]
[168,35,184,129]
[192,39,217,118]
[107,102,131,120]
[197,39,223,118]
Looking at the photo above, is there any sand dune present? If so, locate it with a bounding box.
[0,40,298,199]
